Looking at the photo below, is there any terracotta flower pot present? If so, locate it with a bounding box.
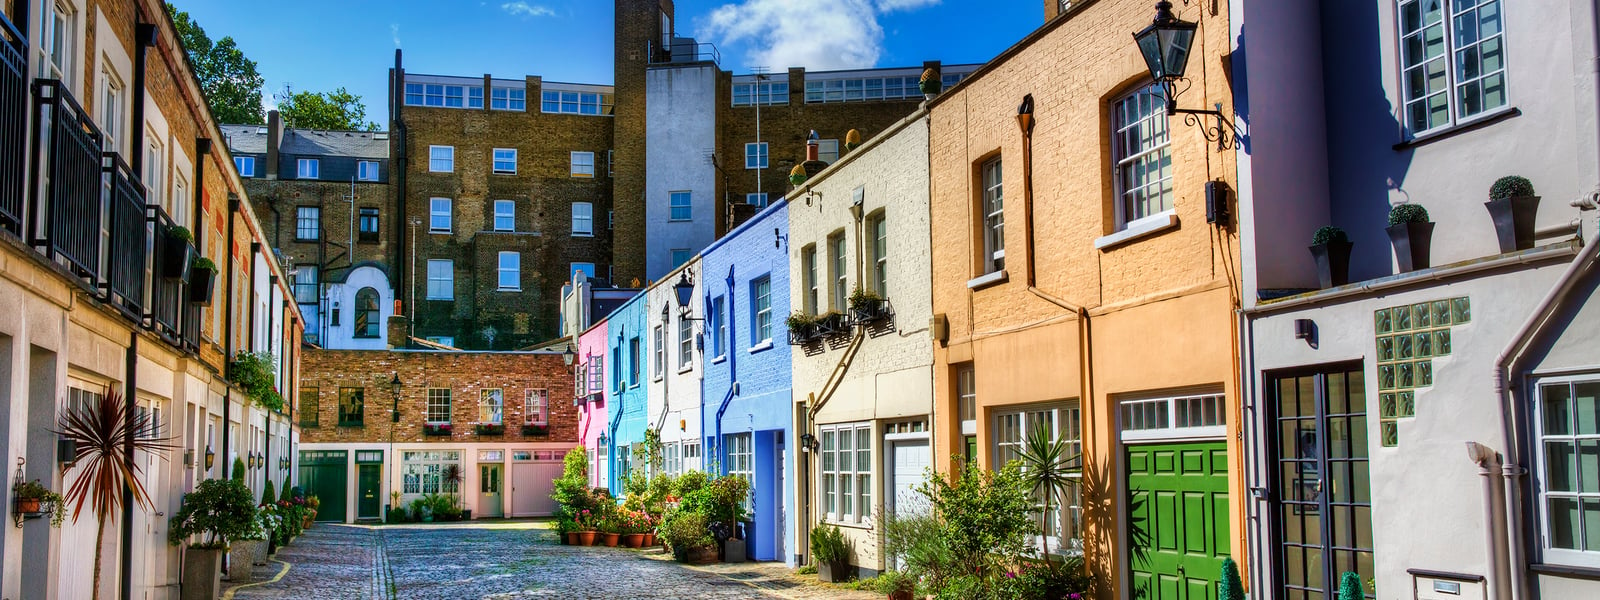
[564,532,577,545]
[601,532,620,547]
[623,533,643,548]
[16,498,40,514]
[643,533,656,547]
[578,530,597,546]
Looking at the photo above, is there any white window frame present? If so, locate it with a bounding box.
[497,251,521,291]
[43,1,76,83]
[429,145,454,173]
[830,233,848,312]
[678,312,693,369]
[725,433,754,511]
[669,191,692,221]
[426,388,452,424]
[235,156,255,178]
[1533,375,1600,568]
[1117,392,1227,442]
[429,198,452,233]
[868,211,887,297]
[572,202,593,236]
[297,158,319,179]
[524,389,548,426]
[683,441,702,472]
[732,81,790,106]
[744,142,768,169]
[493,200,515,232]
[802,245,819,315]
[711,297,726,358]
[492,148,517,174]
[820,422,872,525]
[491,87,526,111]
[1112,84,1174,230]
[99,65,123,152]
[746,193,768,208]
[1397,0,1510,137]
[818,139,840,164]
[653,325,665,379]
[296,206,321,241]
[981,158,1005,273]
[357,160,379,181]
[752,276,773,344]
[958,365,977,435]
[571,151,595,178]
[426,259,454,300]
[479,389,504,425]
[993,402,1083,556]
[401,451,461,496]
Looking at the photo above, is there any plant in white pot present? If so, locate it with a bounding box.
[168,479,256,600]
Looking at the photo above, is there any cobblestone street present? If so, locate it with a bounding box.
[226,522,875,600]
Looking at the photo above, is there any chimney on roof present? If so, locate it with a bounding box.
[805,130,819,162]
[266,110,282,180]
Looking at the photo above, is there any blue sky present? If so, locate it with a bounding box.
[170,0,1043,125]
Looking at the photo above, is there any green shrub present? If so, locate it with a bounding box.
[229,351,284,411]
[1490,175,1535,199]
[873,571,915,595]
[1312,226,1349,246]
[231,458,246,482]
[1337,571,1364,600]
[1220,557,1244,600]
[882,511,955,593]
[261,479,276,505]
[168,479,256,549]
[659,510,714,555]
[810,523,849,563]
[918,460,1035,579]
[168,225,193,243]
[1388,203,1430,225]
[798,564,818,575]
[192,256,217,271]
[675,470,708,497]
[999,557,1093,599]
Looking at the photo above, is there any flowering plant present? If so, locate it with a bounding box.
[575,509,599,531]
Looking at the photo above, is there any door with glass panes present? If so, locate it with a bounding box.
[1269,366,1375,600]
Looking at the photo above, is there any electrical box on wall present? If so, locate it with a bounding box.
[1410,570,1486,600]
[1205,180,1230,224]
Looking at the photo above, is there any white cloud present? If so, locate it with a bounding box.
[391,23,402,48]
[698,0,940,72]
[502,1,555,18]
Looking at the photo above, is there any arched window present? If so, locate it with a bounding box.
[354,288,380,338]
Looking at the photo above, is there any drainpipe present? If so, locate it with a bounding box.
[1493,197,1599,600]
[224,198,239,480]
[712,269,737,471]
[1466,441,1509,600]
[120,332,137,600]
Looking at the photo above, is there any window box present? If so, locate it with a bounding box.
[787,323,820,346]
[474,423,505,436]
[815,312,851,338]
[521,424,549,437]
[422,423,452,437]
[849,295,890,325]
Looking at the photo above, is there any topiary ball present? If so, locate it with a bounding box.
[1490,175,1535,200]
[1312,226,1349,246]
[1388,203,1430,226]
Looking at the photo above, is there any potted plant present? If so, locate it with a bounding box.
[848,286,890,325]
[423,423,452,436]
[789,164,808,187]
[786,311,818,345]
[11,479,65,527]
[168,479,256,600]
[814,311,850,338]
[1486,175,1540,252]
[660,510,717,564]
[1387,203,1434,272]
[1309,226,1353,289]
[161,225,195,282]
[387,491,403,522]
[810,523,850,583]
[844,129,863,153]
[576,509,599,546]
[521,423,549,437]
[600,512,622,547]
[919,67,941,98]
[474,423,505,436]
[187,256,218,304]
[706,475,749,563]
[228,507,277,581]
[621,509,646,548]
[874,570,915,600]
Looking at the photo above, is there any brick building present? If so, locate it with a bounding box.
[224,112,398,349]
[297,346,577,522]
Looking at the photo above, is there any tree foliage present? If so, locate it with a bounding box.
[165,4,264,124]
[276,87,379,131]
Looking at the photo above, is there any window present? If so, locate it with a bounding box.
[805,75,924,103]
[1399,0,1507,134]
[802,245,819,315]
[744,142,768,169]
[571,151,595,178]
[498,252,521,291]
[299,387,319,427]
[571,262,596,283]
[572,202,593,236]
[726,433,754,509]
[99,66,123,151]
[43,1,75,82]
[683,441,702,471]
[358,208,380,242]
[820,423,872,524]
[403,83,468,108]
[817,139,840,164]
[663,442,681,475]
[671,249,691,269]
[492,148,517,174]
[144,137,165,207]
[629,337,641,385]
[235,156,255,177]
[293,265,318,304]
[617,444,632,481]
[1119,393,1226,440]
[829,233,848,311]
[732,81,789,106]
[479,389,503,425]
[1536,378,1600,567]
[429,198,452,233]
[653,326,665,378]
[297,158,319,179]
[525,389,548,426]
[338,387,365,426]
[468,87,484,109]
[429,146,454,172]
[994,403,1083,554]
[613,346,624,391]
[711,297,726,358]
[678,312,693,368]
[172,175,188,226]
[540,90,614,115]
[958,365,977,427]
[425,389,451,424]
[358,160,379,181]
[296,206,321,240]
[746,193,768,208]
[607,150,614,177]
[401,451,461,495]
[493,200,515,232]
[868,211,888,296]
[353,288,380,338]
[491,87,526,111]
[1113,84,1173,228]
[426,336,455,347]
[980,158,1005,272]
[426,260,453,300]
[669,191,692,221]
[751,276,772,344]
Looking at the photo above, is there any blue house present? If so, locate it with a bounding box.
[605,289,651,495]
[699,200,794,564]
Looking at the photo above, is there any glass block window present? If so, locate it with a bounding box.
[1373,296,1470,446]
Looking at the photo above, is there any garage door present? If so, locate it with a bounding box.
[1126,441,1229,600]
[888,438,930,516]
[510,450,564,517]
[299,450,349,523]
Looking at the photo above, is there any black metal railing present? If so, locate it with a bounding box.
[181,302,201,351]
[30,80,104,281]
[104,154,147,318]
[148,207,182,341]
[0,12,27,233]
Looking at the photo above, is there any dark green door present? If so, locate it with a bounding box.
[299,450,348,523]
[357,464,381,519]
[1127,441,1230,600]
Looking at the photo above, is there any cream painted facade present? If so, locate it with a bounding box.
[786,111,935,574]
[646,257,705,475]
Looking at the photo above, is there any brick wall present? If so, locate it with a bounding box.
[299,349,578,445]
[611,0,666,285]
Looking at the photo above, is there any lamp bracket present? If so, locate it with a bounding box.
[1170,103,1241,151]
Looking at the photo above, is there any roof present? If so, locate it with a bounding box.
[219,124,391,159]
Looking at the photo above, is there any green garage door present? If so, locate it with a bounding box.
[1127,441,1230,600]
[299,450,348,523]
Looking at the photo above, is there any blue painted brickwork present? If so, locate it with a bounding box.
[605,287,652,495]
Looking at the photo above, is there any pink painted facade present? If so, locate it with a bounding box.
[576,321,610,488]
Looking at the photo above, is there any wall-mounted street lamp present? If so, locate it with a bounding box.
[204,446,215,470]
[1133,1,1238,149]
[563,343,576,367]
[673,270,704,322]
[390,373,402,423]
[279,456,290,471]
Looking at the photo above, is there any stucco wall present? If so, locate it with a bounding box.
[578,321,611,488]
[646,258,703,460]
[645,64,719,280]
[322,266,394,350]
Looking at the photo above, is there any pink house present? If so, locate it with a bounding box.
[575,321,609,488]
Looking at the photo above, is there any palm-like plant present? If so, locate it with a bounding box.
[1016,421,1081,558]
[441,464,465,509]
[52,386,174,600]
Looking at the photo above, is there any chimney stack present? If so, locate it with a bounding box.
[805,130,819,162]
[266,110,282,180]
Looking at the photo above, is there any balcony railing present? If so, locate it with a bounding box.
[0,13,27,233]
[104,154,146,318]
[148,207,182,342]
[181,302,201,351]
[30,80,104,281]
